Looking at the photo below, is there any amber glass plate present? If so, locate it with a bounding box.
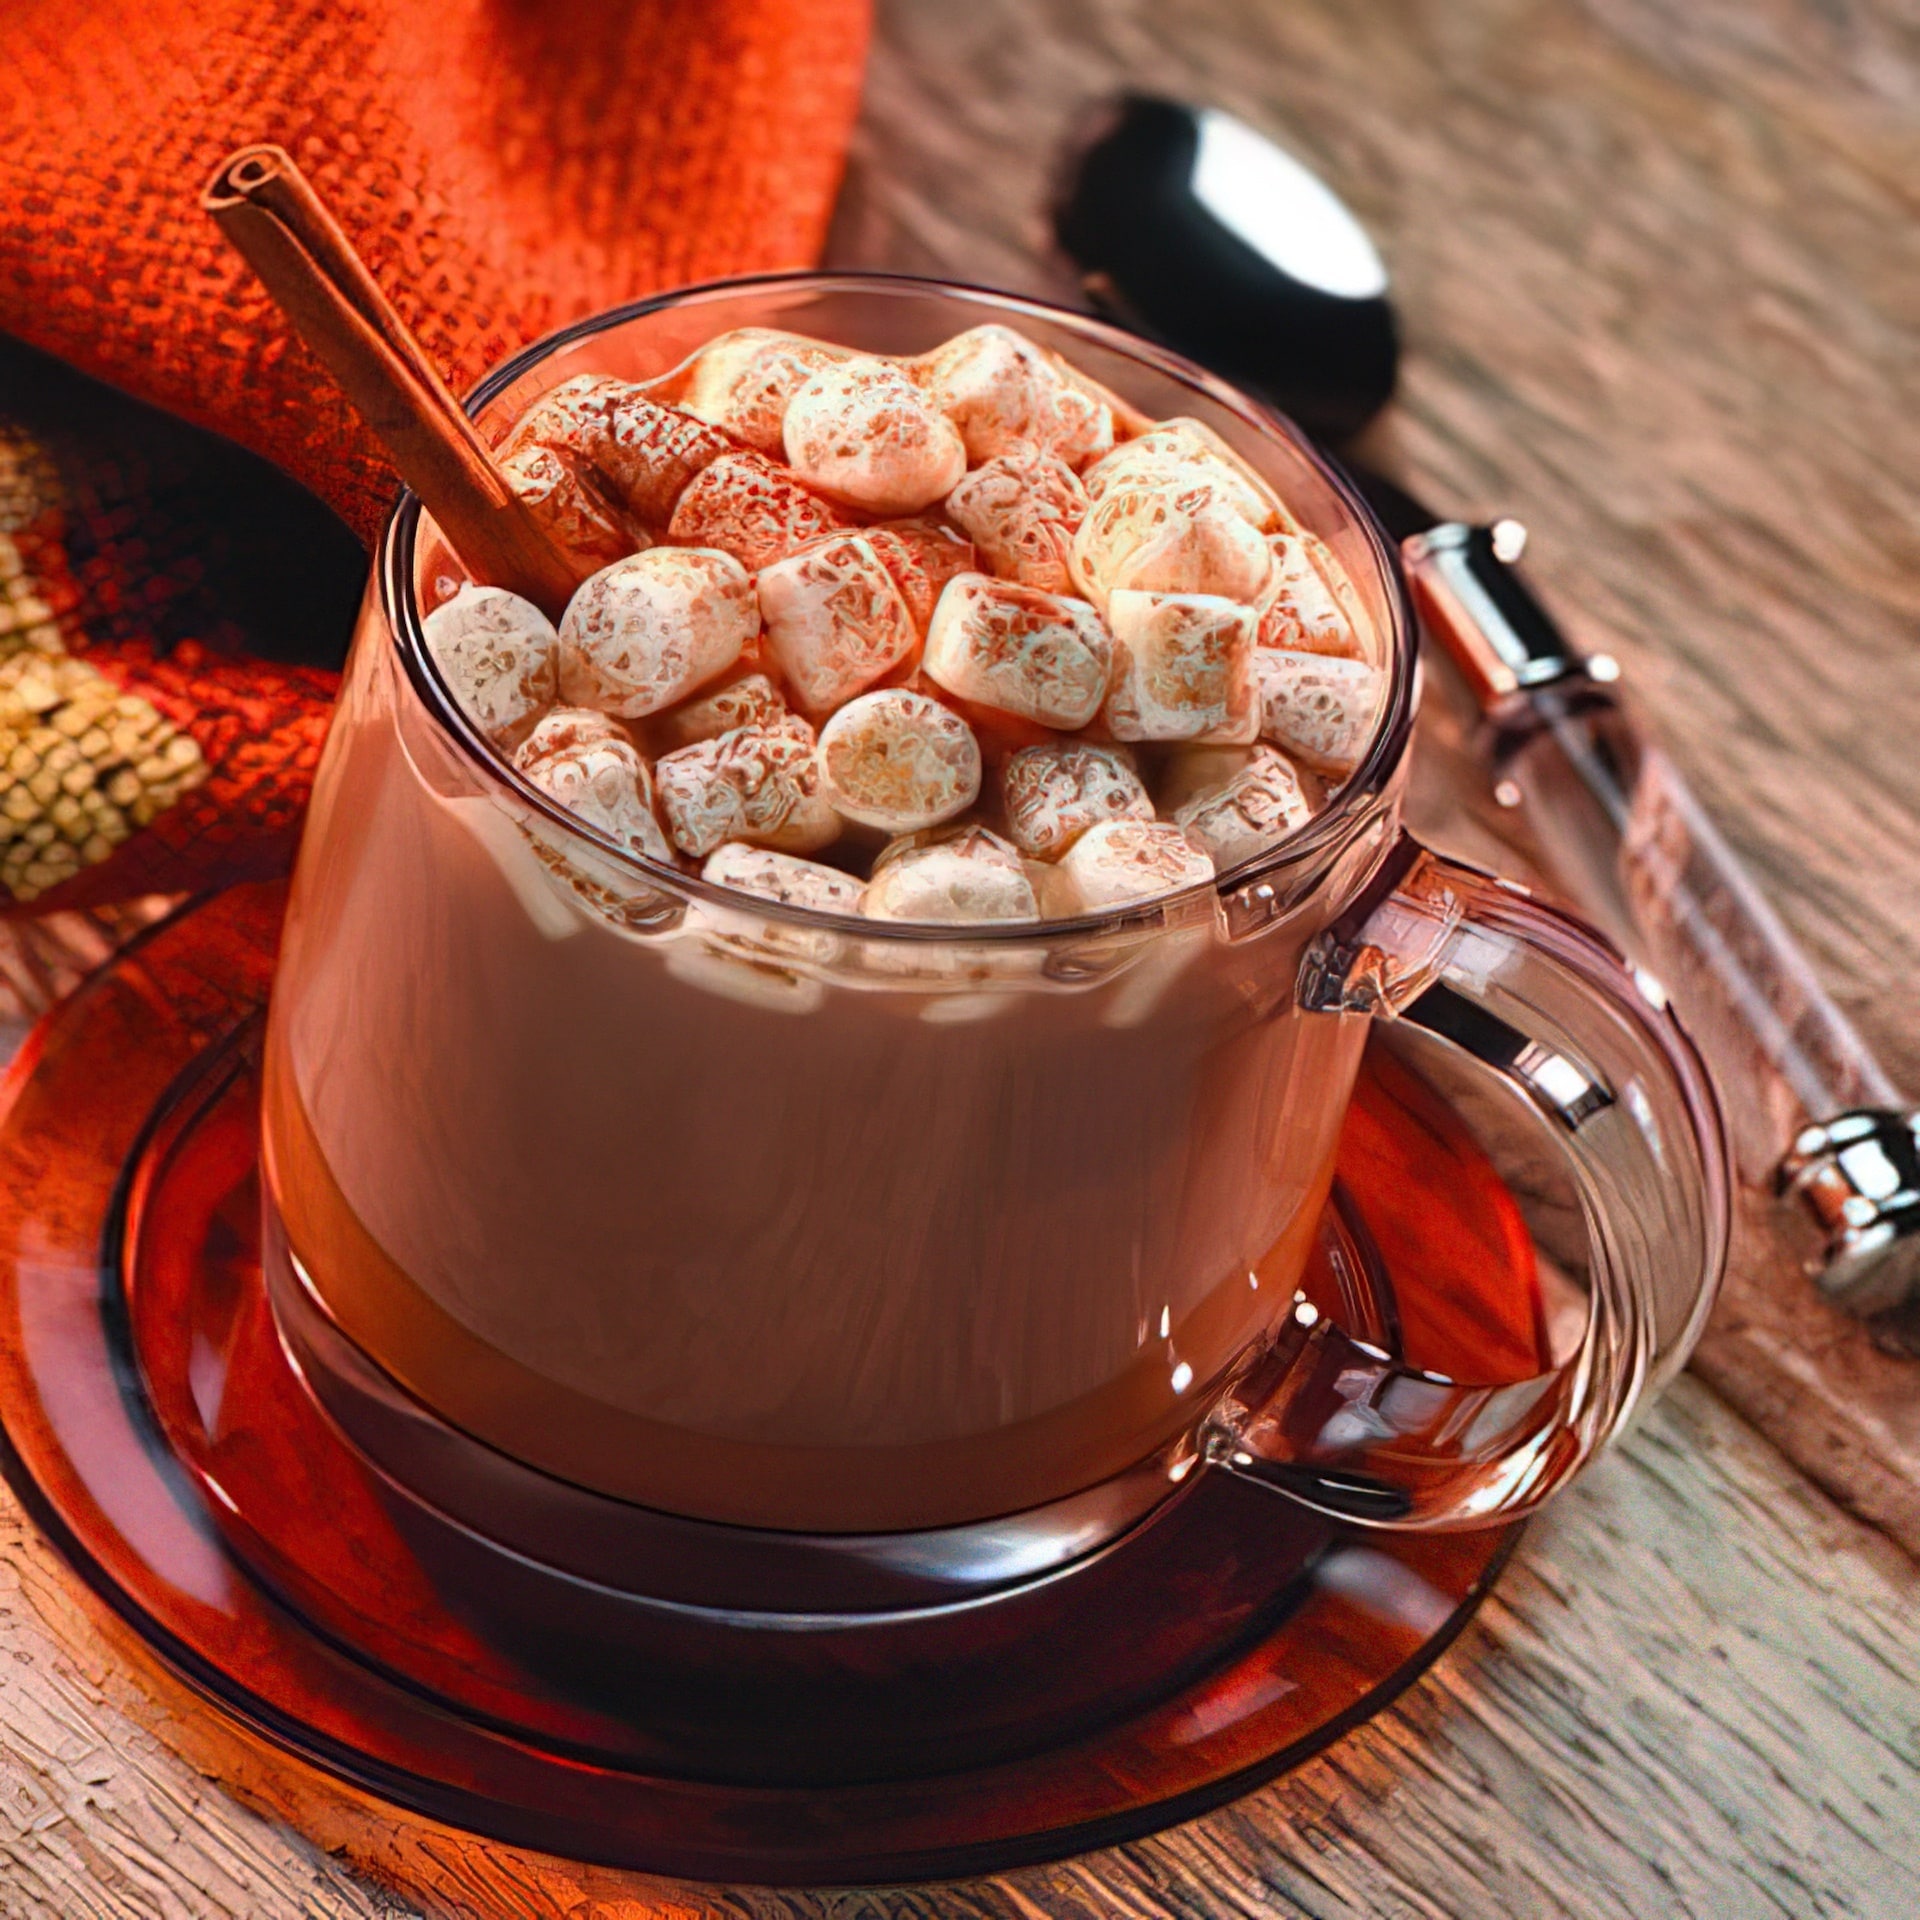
[0,884,1518,1884]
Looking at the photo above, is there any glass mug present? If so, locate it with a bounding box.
[261,276,1728,1591]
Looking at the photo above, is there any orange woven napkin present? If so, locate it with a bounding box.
[0,0,869,910]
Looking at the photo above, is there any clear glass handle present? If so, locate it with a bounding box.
[1207,834,1731,1530]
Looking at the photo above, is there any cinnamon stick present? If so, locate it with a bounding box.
[202,144,578,619]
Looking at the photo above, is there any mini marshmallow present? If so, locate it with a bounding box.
[782,357,967,515]
[667,450,850,572]
[1254,648,1385,776]
[655,715,838,858]
[1070,484,1272,613]
[944,448,1088,594]
[1255,532,1365,658]
[816,689,981,832]
[515,704,630,770]
[1081,420,1282,531]
[1000,740,1153,860]
[499,374,622,464]
[677,329,850,455]
[701,841,866,913]
[1172,744,1310,869]
[1051,820,1216,913]
[868,821,994,873]
[921,574,1114,730]
[558,548,757,718]
[502,376,732,529]
[913,325,1114,469]
[511,708,673,864]
[1046,348,1155,439]
[423,583,559,749]
[754,535,921,713]
[599,392,740,527]
[865,520,977,631]
[653,670,788,750]
[498,442,643,578]
[1101,590,1259,743]
[861,826,1038,924]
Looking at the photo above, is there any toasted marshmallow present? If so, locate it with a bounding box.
[864,520,977,631]
[498,374,623,465]
[755,535,921,712]
[921,574,1114,729]
[678,329,851,455]
[817,690,981,832]
[1045,347,1155,439]
[653,670,789,751]
[1051,820,1216,913]
[1000,741,1152,860]
[781,357,967,516]
[944,448,1089,594]
[1081,420,1282,531]
[511,707,673,864]
[913,325,1114,469]
[667,450,851,572]
[558,548,757,719]
[1172,745,1310,869]
[1255,532,1365,658]
[1101,590,1259,743]
[1070,483,1272,613]
[655,715,837,858]
[502,376,732,529]
[423,583,559,749]
[498,442,643,578]
[1254,649,1385,776]
[861,826,1038,924]
[598,392,738,527]
[701,841,865,913]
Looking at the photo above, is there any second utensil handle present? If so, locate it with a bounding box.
[1496,694,1898,1185]
[1401,521,1899,1189]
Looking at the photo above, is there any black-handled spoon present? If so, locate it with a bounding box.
[1056,94,1399,444]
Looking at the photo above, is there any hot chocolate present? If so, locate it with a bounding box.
[262,283,1408,1535]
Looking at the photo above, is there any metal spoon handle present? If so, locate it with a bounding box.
[1401,519,1920,1314]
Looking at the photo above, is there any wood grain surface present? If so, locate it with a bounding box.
[3,0,1919,1913]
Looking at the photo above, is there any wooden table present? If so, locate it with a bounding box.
[4,1,1918,1912]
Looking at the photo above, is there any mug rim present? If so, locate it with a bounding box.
[378,268,1419,945]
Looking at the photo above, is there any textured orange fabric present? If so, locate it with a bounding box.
[0,0,871,543]
[0,0,869,913]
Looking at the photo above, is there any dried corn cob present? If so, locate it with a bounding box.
[0,647,207,901]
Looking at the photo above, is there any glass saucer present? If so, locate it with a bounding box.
[0,882,1519,1885]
